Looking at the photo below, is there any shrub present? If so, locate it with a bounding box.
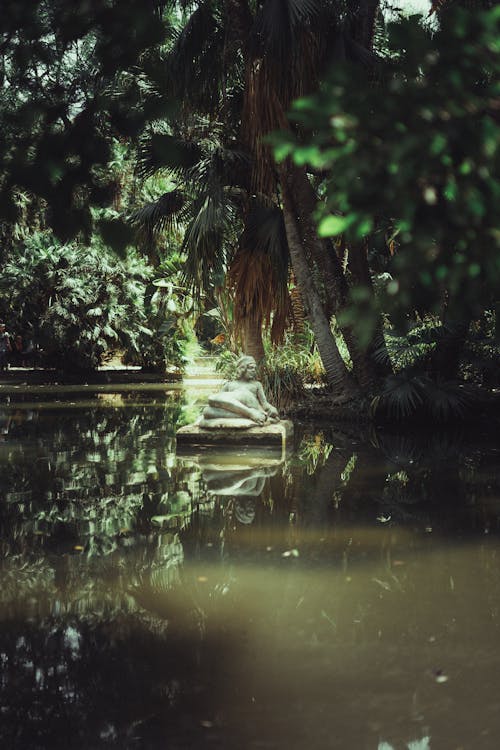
[0,232,152,371]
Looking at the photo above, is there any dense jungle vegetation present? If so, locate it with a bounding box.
[1,0,499,423]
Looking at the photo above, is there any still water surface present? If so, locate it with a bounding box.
[0,388,499,749]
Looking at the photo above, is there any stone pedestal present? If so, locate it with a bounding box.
[176,419,293,450]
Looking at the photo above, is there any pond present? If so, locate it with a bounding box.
[0,386,499,749]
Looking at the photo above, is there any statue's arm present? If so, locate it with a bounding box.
[255,383,279,420]
[208,392,265,423]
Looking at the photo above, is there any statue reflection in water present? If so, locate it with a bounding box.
[201,459,280,525]
[202,464,278,497]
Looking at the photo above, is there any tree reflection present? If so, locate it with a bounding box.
[1,399,500,747]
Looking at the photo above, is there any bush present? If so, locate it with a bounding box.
[0,232,153,371]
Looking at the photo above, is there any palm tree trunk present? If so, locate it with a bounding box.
[288,163,391,389]
[297,449,349,526]
[241,313,265,362]
[350,0,380,49]
[280,167,356,395]
[289,271,306,335]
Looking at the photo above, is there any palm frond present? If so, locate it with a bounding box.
[166,2,225,112]
[381,334,435,371]
[130,189,186,235]
[420,379,476,421]
[378,321,475,375]
[171,2,218,68]
[181,193,235,293]
[376,372,477,422]
[185,142,251,192]
[344,34,383,68]
[251,0,322,59]
[136,133,202,179]
[378,372,426,419]
[378,322,447,372]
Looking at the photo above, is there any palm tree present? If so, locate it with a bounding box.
[132,123,291,361]
[132,0,389,393]
[238,0,389,392]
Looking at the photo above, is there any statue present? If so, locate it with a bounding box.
[202,464,279,495]
[198,355,280,429]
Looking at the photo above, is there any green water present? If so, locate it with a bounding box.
[0,389,499,749]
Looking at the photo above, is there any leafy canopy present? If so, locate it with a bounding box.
[274,7,500,327]
[0,0,172,247]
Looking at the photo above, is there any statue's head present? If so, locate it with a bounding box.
[235,499,256,524]
[235,354,257,380]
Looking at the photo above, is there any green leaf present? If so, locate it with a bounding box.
[430,134,447,156]
[468,263,480,278]
[292,145,324,168]
[273,143,294,162]
[318,214,354,237]
[292,96,315,111]
[354,218,373,238]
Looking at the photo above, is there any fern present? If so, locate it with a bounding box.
[374,372,477,422]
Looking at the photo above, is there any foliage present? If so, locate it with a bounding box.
[131,0,384,366]
[213,348,240,378]
[462,333,500,386]
[297,432,334,475]
[1,0,387,389]
[259,358,306,411]
[274,7,500,331]
[123,252,201,372]
[133,125,243,295]
[0,0,174,249]
[382,327,436,373]
[367,321,481,421]
[371,371,478,422]
[132,120,295,359]
[0,231,153,371]
[201,290,239,352]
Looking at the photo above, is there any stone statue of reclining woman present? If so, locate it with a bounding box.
[199,355,280,429]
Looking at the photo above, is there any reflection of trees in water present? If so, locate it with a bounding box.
[0,398,207,555]
[2,405,498,581]
[0,399,206,633]
[282,426,500,535]
[1,403,500,747]
[0,533,184,620]
[177,426,500,569]
[0,609,224,748]
[371,429,500,533]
